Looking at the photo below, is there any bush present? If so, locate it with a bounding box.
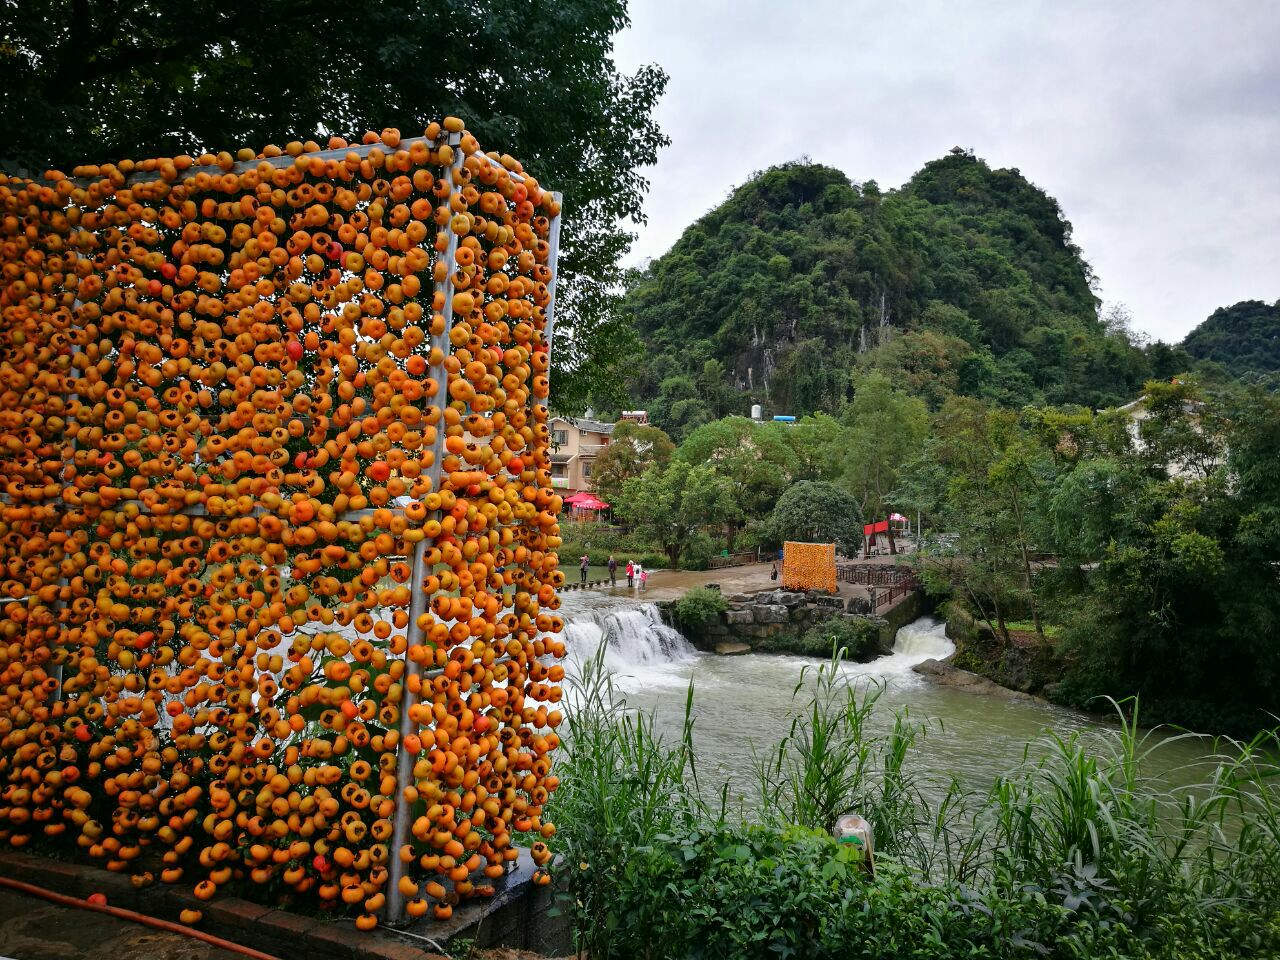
[672,587,727,632]
[803,616,882,661]
[765,480,863,554]
[678,531,718,570]
[558,519,665,567]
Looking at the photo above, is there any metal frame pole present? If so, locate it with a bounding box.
[384,135,465,926]
[543,194,564,362]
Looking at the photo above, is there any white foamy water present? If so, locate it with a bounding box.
[844,616,955,681]
[556,592,696,691]
[551,593,1211,800]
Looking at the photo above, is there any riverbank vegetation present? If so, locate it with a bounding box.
[591,351,1280,736]
[899,376,1280,735]
[549,649,1280,959]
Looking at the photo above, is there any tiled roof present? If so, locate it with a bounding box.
[552,416,614,435]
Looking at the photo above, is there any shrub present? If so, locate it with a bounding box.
[678,531,718,570]
[672,587,727,632]
[803,616,882,661]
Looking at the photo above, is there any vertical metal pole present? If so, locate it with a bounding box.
[542,194,564,362]
[527,197,562,598]
[51,333,81,703]
[385,134,464,926]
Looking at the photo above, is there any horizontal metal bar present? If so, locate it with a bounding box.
[51,133,458,188]
[40,131,553,194]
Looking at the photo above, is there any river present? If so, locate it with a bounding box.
[556,591,1214,803]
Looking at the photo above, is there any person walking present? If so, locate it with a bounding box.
[632,562,643,592]
[579,554,589,584]
[625,559,635,588]
[771,562,779,582]
[639,567,649,592]
[607,554,618,586]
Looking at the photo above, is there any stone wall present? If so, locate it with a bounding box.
[682,589,894,661]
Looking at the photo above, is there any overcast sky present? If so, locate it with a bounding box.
[611,0,1280,343]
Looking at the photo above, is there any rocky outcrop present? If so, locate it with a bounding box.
[688,589,893,661]
[912,658,1036,701]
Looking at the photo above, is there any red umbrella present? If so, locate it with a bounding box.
[566,493,609,511]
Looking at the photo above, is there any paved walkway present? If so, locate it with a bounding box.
[595,562,874,604]
[0,886,247,960]
[570,558,926,617]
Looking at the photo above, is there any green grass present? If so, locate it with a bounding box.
[1005,619,1062,638]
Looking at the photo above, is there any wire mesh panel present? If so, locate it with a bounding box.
[781,541,837,593]
[0,119,565,928]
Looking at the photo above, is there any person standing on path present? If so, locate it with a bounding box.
[632,562,643,592]
[625,559,635,588]
[607,554,618,586]
[639,567,649,592]
[580,554,589,584]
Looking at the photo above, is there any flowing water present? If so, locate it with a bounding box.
[555,592,1213,803]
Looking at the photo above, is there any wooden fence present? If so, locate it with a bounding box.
[708,550,762,570]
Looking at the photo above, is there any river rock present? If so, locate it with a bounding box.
[809,593,844,607]
[753,604,789,624]
[762,590,806,607]
[912,659,1034,701]
[726,593,753,604]
[725,608,754,625]
[715,641,751,656]
[803,604,838,622]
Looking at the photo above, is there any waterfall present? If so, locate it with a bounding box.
[850,617,955,679]
[561,602,695,675]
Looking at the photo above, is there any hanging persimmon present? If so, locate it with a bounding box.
[0,115,564,931]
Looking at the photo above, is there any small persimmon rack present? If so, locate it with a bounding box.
[0,124,565,927]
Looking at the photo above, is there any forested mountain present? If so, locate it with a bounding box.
[620,150,1179,435]
[1181,299,1280,379]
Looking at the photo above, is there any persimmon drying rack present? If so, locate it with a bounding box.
[11,131,564,926]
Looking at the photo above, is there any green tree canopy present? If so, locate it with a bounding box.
[766,481,863,554]
[1181,299,1280,379]
[675,416,797,546]
[841,371,929,524]
[0,0,668,412]
[589,420,675,505]
[614,460,734,568]
[621,151,1170,422]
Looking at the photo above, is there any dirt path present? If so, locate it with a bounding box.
[0,887,247,960]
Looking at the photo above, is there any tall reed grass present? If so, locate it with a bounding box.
[547,645,1280,959]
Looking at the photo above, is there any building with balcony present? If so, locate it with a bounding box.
[549,413,614,495]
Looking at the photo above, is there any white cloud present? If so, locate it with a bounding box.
[612,0,1280,341]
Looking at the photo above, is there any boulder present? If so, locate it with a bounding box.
[912,659,1034,701]
[752,604,789,624]
[725,608,754,625]
[715,641,752,656]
